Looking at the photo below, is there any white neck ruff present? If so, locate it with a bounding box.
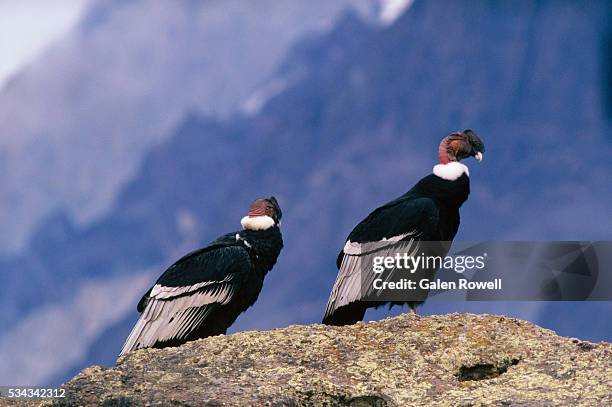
[433,162,469,181]
[241,215,275,231]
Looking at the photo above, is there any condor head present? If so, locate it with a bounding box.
[241,196,282,231]
[438,129,485,164]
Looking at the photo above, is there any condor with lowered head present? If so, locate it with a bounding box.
[120,197,283,355]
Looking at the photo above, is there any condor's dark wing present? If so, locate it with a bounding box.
[120,237,251,355]
[322,197,440,325]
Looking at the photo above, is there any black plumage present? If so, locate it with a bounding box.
[322,130,485,325]
[120,197,283,354]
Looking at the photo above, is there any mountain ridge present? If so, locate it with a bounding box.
[0,0,375,253]
[2,0,611,386]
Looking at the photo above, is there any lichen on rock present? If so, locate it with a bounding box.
[20,313,612,406]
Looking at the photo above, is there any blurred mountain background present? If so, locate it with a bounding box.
[0,0,610,386]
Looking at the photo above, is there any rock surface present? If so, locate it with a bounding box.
[19,313,612,405]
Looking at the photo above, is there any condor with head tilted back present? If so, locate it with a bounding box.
[120,197,283,355]
[322,130,485,326]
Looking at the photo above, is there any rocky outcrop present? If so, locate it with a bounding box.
[38,313,612,406]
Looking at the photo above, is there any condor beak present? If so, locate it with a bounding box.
[475,152,483,162]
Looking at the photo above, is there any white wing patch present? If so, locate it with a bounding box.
[342,240,363,256]
[323,254,363,318]
[120,277,236,356]
[324,231,420,320]
[342,230,418,256]
[149,276,232,300]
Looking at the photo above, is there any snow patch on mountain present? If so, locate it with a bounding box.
[378,0,413,26]
[242,78,289,116]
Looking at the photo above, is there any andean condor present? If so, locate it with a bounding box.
[120,197,283,355]
[322,130,485,325]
